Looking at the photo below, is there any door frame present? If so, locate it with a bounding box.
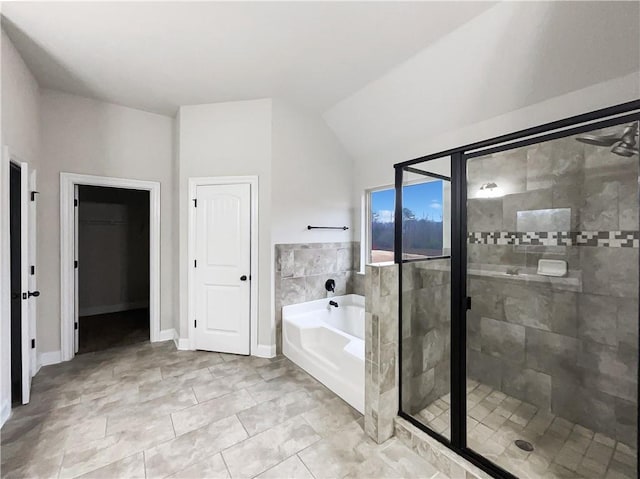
[60,173,161,361]
[3,147,35,405]
[187,176,259,354]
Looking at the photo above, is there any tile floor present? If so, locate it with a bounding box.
[1,341,448,479]
[415,380,637,479]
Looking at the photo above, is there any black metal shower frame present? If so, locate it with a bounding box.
[393,99,640,479]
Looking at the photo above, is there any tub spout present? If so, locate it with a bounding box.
[329,300,339,308]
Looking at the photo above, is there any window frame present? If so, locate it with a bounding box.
[364,177,449,269]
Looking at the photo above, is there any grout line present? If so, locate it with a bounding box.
[168,412,177,438]
[219,449,233,478]
[143,450,147,479]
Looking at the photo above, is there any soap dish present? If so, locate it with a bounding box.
[537,259,567,277]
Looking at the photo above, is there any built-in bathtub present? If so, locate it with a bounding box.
[282,294,364,413]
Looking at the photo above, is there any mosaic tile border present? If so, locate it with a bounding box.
[468,231,640,248]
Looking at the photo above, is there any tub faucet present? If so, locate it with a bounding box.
[329,300,339,308]
[325,279,336,293]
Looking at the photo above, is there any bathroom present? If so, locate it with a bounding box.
[279,111,639,479]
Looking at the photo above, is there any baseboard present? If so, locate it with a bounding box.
[79,300,150,317]
[38,350,62,368]
[253,343,276,358]
[176,338,191,350]
[0,399,11,428]
[157,328,177,342]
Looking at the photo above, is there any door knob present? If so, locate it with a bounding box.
[240,275,247,281]
[28,291,40,298]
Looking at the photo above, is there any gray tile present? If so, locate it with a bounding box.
[502,188,552,231]
[467,198,503,232]
[578,294,618,347]
[480,317,525,363]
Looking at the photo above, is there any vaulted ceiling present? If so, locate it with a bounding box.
[2,2,494,116]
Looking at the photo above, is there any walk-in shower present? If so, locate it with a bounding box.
[395,101,640,479]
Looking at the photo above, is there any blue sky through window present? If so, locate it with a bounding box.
[371,180,443,223]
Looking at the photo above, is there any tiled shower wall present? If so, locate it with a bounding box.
[274,241,362,353]
[400,260,451,415]
[466,131,639,446]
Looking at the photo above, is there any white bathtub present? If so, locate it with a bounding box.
[282,294,365,413]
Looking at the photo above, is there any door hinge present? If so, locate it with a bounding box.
[74,199,78,207]
[194,260,197,268]
[192,198,197,207]
[31,191,39,201]
[74,322,78,330]
[31,339,35,349]
[30,265,35,275]
[466,297,472,310]
[194,319,197,328]
[74,260,78,269]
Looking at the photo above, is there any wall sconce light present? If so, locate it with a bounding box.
[478,182,503,198]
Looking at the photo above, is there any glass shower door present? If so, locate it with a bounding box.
[464,122,639,478]
[399,158,453,442]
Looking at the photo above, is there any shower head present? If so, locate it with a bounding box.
[575,133,619,147]
[576,122,639,157]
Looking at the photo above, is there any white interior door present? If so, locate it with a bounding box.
[28,169,37,378]
[74,184,79,354]
[194,183,251,354]
[19,162,30,404]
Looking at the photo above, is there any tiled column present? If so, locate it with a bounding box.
[364,263,398,444]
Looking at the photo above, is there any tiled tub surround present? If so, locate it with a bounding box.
[364,263,399,445]
[400,260,451,430]
[274,241,360,353]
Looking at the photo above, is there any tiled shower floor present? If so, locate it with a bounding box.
[415,380,637,479]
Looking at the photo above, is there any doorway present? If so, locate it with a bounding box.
[76,186,150,354]
[9,163,22,404]
[60,173,161,362]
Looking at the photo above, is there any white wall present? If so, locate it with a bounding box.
[38,89,174,354]
[324,1,640,241]
[177,99,273,348]
[271,99,353,245]
[0,29,40,426]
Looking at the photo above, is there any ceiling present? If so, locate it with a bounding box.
[2,1,495,116]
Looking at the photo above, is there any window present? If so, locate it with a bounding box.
[367,180,446,264]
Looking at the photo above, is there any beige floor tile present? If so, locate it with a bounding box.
[302,397,362,437]
[167,454,230,479]
[237,389,318,436]
[105,389,197,435]
[76,452,146,479]
[222,417,320,478]
[59,414,175,479]
[255,455,314,479]
[377,437,441,479]
[171,389,256,436]
[145,415,247,479]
